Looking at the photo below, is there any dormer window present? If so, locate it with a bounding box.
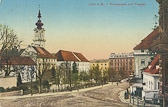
[141,50,144,52]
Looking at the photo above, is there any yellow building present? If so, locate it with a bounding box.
[90,59,110,71]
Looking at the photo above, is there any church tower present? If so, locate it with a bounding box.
[33,10,46,47]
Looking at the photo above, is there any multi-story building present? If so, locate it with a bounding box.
[134,28,158,79]
[109,53,134,74]
[142,54,160,100]
[55,50,90,73]
[90,59,109,71]
[152,0,168,106]
[131,28,159,97]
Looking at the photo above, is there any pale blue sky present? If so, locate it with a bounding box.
[0,0,159,60]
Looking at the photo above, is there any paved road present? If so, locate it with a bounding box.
[0,82,129,107]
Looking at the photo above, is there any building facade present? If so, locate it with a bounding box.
[0,56,37,83]
[131,28,159,97]
[55,50,90,73]
[109,53,134,75]
[21,46,57,75]
[90,59,109,71]
[151,0,168,106]
[134,28,158,79]
[142,54,160,100]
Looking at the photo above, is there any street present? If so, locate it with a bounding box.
[0,82,129,107]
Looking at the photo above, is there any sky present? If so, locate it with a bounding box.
[0,0,159,60]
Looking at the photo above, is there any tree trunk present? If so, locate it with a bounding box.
[39,78,42,94]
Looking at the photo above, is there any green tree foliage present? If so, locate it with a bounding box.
[152,15,159,30]
[72,61,78,74]
[42,80,50,89]
[0,87,5,92]
[51,67,56,83]
[79,71,90,81]
[72,62,79,88]
[93,65,101,84]
[102,70,109,84]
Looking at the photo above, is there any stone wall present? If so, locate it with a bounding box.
[0,90,23,97]
[0,77,17,88]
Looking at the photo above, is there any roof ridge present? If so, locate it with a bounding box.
[72,52,81,61]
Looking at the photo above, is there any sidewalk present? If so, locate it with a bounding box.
[118,89,160,107]
[0,82,113,100]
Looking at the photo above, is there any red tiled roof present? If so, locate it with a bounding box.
[134,28,159,50]
[32,46,56,58]
[73,52,89,62]
[144,54,159,74]
[0,57,36,65]
[56,50,79,61]
[150,69,159,74]
[55,50,89,62]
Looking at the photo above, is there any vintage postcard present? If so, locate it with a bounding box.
[0,0,167,107]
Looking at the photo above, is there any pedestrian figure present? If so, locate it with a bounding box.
[124,91,127,99]
[117,82,118,86]
[131,92,134,96]
[53,89,54,93]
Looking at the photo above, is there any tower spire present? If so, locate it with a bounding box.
[33,8,46,48]
[38,5,41,19]
[35,6,43,30]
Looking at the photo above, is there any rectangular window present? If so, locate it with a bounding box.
[141,59,145,65]
[141,50,144,52]
[141,49,144,52]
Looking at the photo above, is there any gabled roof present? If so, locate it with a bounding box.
[134,28,159,50]
[32,46,56,58]
[144,54,159,74]
[73,52,89,62]
[0,56,36,65]
[55,50,89,62]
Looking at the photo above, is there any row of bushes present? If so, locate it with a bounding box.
[0,86,21,93]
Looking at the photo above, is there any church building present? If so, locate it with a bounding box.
[21,9,57,75]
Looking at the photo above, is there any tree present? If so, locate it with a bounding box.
[79,71,90,82]
[108,67,117,82]
[51,67,56,84]
[152,15,159,30]
[72,61,79,89]
[89,69,93,85]
[72,61,78,74]
[102,70,109,84]
[58,62,69,90]
[0,24,22,76]
[42,80,50,92]
[36,60,49,94]
[93,65,101,84]
[118,66,129,80]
